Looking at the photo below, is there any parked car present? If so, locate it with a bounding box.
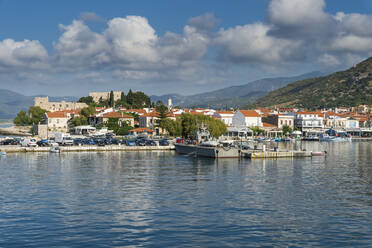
[145,140,157,146]
[135,139,147,146]
[83,138,95,145]
[73,138,84,146]
[21,138,37,147]
[125,140,136,146]
[1,139,18,145]
[37,139,49,147]
[158,139,169,146]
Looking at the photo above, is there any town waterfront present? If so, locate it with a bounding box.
[1,142,372,247]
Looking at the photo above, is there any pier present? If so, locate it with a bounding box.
[241,150,312,159]
[0,145,175,153]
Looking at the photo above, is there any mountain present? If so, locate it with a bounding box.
[0,89,79,119]
[151,71,326,108]
[249,57,372,109]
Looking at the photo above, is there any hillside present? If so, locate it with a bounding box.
[249,58,372,109]
[0,89,78,119]
[151,71,325,108]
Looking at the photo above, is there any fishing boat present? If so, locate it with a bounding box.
[174,123,241,158]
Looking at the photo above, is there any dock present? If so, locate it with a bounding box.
[241,150,313,159]
[0,145,175,153]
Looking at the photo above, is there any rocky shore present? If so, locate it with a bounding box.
[0,126,32,136]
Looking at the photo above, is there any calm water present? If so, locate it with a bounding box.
[0,142,371,247]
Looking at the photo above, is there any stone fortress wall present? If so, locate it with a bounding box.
[34,97,88,112]
[89,91,122,103]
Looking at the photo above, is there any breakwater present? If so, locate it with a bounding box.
[0,145,175,153]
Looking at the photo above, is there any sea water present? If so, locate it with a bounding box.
[0,142,371,247]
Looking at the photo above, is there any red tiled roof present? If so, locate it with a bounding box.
[240,110,260,117]
[126,109,147,114]
[46,111,68,118]
[129,128,153,133]
[141,112,160,117]
[217,111,234,115]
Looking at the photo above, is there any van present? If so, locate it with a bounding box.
[21,138,38,147]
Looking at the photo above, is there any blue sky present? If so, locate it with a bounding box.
[1,0,372,97]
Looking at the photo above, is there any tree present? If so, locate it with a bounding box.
[127,89,134,106]
[78,96,94,105]
[13,110,31,126]
[80,106,96,118]
[250,126,264,136]
[282,125,293,136]
[109,90,114,107]
[29,106,48,125]
[116,121,132,135]
[69,116,88,128]
[161,113,227,138]
[155,102,169,129]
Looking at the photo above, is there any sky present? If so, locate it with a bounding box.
[1,0,372,97]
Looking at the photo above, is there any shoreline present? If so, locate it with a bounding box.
[0,144,175,153]
[0,126,32,136]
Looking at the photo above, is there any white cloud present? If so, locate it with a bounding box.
[54,20,109,69]
[79,12,104,22]
[215,23,303,64]
[268,0,328,27]
[0,39,48,70]
[335,12,372,37]
[104,16,159,65]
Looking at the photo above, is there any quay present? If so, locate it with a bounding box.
[0,145,175,153]
[241,150,313,159]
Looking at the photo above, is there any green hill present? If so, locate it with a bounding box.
[249,57,372,109]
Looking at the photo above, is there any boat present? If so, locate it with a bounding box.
[0,151,6,156]
[311,151,326,156]
[174,123,241,158]
[319,134,349,142]
[50,146,61,153]
[302,135,320,141]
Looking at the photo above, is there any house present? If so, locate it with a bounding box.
[213,111,234,126]
[262,113,295,129]
[139,112,160,129]
[295,111,323,131]
[232,110,262,127]
[129,127,153,136]
[44,111,72,132]
[89,112,134,127]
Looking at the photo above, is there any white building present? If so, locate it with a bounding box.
[213,111,234,126]
[325,113,359,129]
[232,110,262,127]
[295,112,323,130]
[44,111,74,132]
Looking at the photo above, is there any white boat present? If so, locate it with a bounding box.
[319,134,349,142]
[0,151,6,156]
[50,147,61,153]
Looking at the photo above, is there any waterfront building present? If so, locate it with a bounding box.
[262,113,295,129]
[295,111,324,131]
[34,96,87,112]
[139,112,160,129]
[213,111,235,126]
[232,110,263,127]
[44,110,79,132]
